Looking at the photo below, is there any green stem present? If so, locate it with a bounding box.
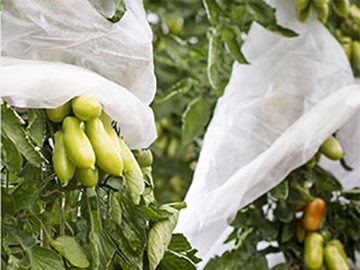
[42,202,54,248]
[57,180,65,236]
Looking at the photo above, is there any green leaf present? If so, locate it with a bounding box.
[148,206,179,270]
[124,171,145,205]
[51,236,90,268]
[247,0,298,37]
[110,194,122,226]
[109,180,148,269]
[12,165,41,212]
[1,133,22,173]
[220,27,248,64]
[2,191,15,216]
[270,180,289,200]
[168,234,192,252]
[27,109,47,147]
[274,200,294,223]
[27,246,65,270]
[158,78,196,103]
[95,231,117,270]
[207,28,232,90]
[310,166,342,191]
[280,222,294,243]
[203,0,221,25]
[342,188,360,201]
[182,97,212,144]
[1,104,47,167]
[138,205,173,220]
[158,250,197,270]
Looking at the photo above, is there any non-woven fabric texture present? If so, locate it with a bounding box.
[176,0,360,267]
[1,0,156,148]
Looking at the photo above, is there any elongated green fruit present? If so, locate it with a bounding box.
[329,240,349,266]
[86,118,123,176]
[77,167,98,188]
[353,41,360,67]
[324,245,350,270]
[313,0,329,7]
[316,3,330,23]
[296,0,311,11]
[118,137,143,176]
[299,5,311,22]
[305,233,324,270]
[53,131,75,186]
[71,96,102,121]
[334,0,350,18]
[63,117,96,169]
[320,135,344,160]
[47,102,71,123]
[135,150,153,167]
[341,36,352,60]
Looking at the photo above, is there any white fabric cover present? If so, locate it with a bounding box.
[1,0,156,148]
[176,0,360,267]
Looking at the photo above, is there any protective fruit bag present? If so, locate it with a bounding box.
[1,0,156,148]
[175,0,360,267]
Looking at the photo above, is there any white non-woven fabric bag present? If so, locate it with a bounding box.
[1,0,156,148]
[176,0,360,267]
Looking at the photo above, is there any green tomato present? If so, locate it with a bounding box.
[63,117,96,169]
[53,131,75,186]
[86,118,123,176]
[320,135,343,160]
[47,102,71,123]
[305,233,324,270]
[71,96,102,121]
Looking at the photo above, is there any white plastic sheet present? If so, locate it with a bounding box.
[1,0,156,148]
[176,0,360,267]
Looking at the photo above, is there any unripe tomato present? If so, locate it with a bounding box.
[328,240,349,266]
[63,117,96,169]
[305,233,324,270]
[167,137,180,158]
[76,167,98,188]
[315,3,330,23]
[166,17,183,36]
[302,198,325,231]
[117,137,142,176]
[298,6,311,22]
[333,0,350,18]
[352,41,360,67]
[86,118,123,176]
[340,36,352,60]
[47,102,71,123]
[313,0,329,7]
[53,131,75,186]
[320,136,343,160]
[71,96,101,121]
[296,0,311,11]
[324,244,350,270]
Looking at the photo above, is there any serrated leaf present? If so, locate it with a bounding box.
[342,188,360,201]
[27,246,65,270]
[182,97,211,144]
[270,180,289,200]
[124,171,145,205]
[51,236,89,268]
[148,206,179,270]
[1,132,22,173]
[27,109,47,147]
[168,234,192,252]
[1,104,47,167]
[158,250,197,270]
